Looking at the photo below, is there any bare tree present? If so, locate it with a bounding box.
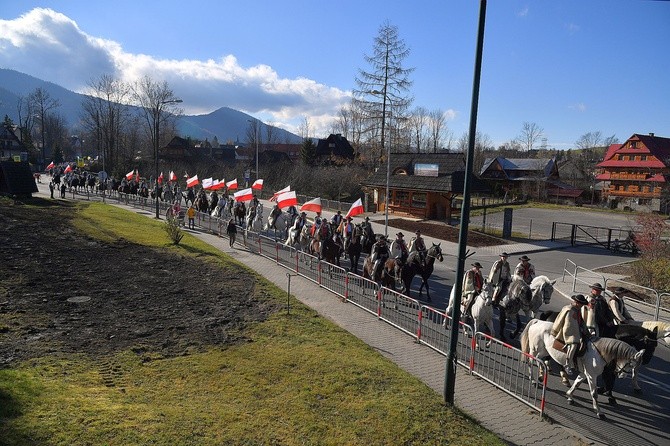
[353,21,414,165]
[27,87,61,165]
[298,116,311,139]
[81,74,131,174]
[427,109,447,152]
[574,131,603,150]
[133,76,182,180]
[456,131,493,174]
[408,106,428,152]
[518,121,544,152]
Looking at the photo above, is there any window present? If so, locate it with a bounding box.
[630,141,637,149]
[640,155,647,161]
[393,191,410,207]
[411,192,427,209]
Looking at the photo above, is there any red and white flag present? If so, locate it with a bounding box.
[169,171,177,182]
[226,178,238,190]
[46,161,55,170]
[252,179,264,190]
[158,172,164,184]
[270,185,290,201]
[64,164,73,174]
[233,187,254,202]
[125,169,135,180]
[202,177,214,190]
[300,197,322,213]
[277,190,298,209]
[211,179,225,190]
[345,198,364,218]
[186,174,199,188]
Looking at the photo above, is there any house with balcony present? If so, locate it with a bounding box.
[595,133,670,213]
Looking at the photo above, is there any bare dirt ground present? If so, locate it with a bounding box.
[0,198,279,366]
[384,218,504,247]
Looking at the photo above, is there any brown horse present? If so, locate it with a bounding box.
[310,237,341,266]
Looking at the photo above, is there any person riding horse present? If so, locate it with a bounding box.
[409,229,427,264]
[370,235,390,280]
[341,216,355,256]
[286,204,299,228]
[488,252,512,305]
[587,283,617,338]
[551,293,590,376]
[331,210,343,227]
[462,262,484,318]
[514,255,535,285]
[390,232,409,286]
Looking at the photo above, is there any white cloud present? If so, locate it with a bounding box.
[569,103,587,112]
[0,8,351,136]
[565,23,580,35]
[517,6,529,18]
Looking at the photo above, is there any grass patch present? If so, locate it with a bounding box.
[0,201,503,445]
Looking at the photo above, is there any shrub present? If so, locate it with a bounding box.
[164,217,184,245]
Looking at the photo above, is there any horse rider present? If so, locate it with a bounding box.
[514,255,535,285]
[609,287,634,324]
[342,216,355,255]
[462,262,484,318]
[331,210,343,227]
[286,204,299,227]
[294,211,308,233]
[551,293,590,376]
[370,235,390,279]
[311,212,323,237]
[488,252,511,305]
[587,283,617,338]
[390,232,409,282]
[251,194,260,209]
[409,229,427,264]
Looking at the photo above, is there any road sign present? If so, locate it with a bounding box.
[99,171,108,181]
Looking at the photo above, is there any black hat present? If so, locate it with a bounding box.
[337,210,341,214]
[591,283,605,291]
[500,252,509,257]
[415,229,421,234]
[300,211,306,216]
[571,294,588,305]
[472,262,483,268]
[519,255,530,261]
[346,216,352,220]
[396,232,404,237]
[365,216,370,221]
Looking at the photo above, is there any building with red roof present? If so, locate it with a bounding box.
[596,133,670,213]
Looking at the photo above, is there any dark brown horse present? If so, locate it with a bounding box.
[399,243,443,301]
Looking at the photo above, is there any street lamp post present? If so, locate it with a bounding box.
[155,99,182,219]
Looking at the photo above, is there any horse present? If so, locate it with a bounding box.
[266,204,288,238]
[194,192,209,214]
[250,203,263,233]
[233,201,246,227]
[309,235,341,266]
[636,321,670,346]
[345,225,363,275]
[245,202,257,231]
[520,319,645,419]
[399,243,443,301]
[360,222,376,255]
[362,241,389,284]
[539,311,659,398]
[498,276,555,340]
[446,281,496,343]
[183,188,195,207]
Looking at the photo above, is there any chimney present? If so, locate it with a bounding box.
[649,132,655,137]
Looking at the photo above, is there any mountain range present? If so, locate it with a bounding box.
[0,69,301,144]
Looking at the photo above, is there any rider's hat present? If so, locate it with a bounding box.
[396,232,404,237]
[590,283,605,291]
[337,210,341,214]
[519,255,530,261]
[346,216,352,220]
[300,211,306,216]
[571,294,588,305]
[415,229,421,234]
[471,262,483,268]
[500,252,509,257]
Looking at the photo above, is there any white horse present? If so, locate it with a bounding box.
[520,319,645,419]
[446,281,495,343]
[265,204,289,238]
[286,223,312,251]
[499,275,556,340]
[635,321,670,346]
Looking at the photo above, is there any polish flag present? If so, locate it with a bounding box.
[345,198,364,218]
[211,179,225,190]
[158,172,164,184]
[125,169,135,180]
[186,175,199,188]
[270,185,290,201]
[169,171,177,182]
[226,178,238,190]
[202,177,214,190]
[234,187,254,202]
[300,197,322,213]
[46,161,55,170]
[64,164,73,174]
[277,190,298,209]
[252,179,264,190]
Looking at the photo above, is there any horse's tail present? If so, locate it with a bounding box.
[520,318,539,358]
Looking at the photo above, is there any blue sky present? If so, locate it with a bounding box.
[1,1,668,149]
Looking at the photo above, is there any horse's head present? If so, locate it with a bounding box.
[531,276,555,305]
[479,281,494,306]
[428,243,443,262]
